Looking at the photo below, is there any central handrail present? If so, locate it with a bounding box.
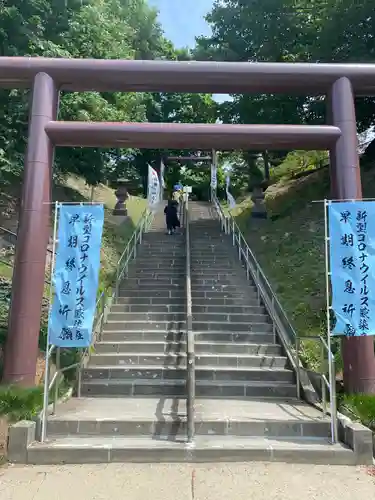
[212,194,338,444]
[184,196,195,443]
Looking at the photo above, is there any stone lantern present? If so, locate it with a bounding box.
[112,179,129,216]
[251,179,269,219]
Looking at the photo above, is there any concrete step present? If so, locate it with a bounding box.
[82,366,294,383]
[192,305,265,314]
[100,331,277,343]
[45,397,331,439]
[111,304,185,313]
[88,353,288,369]
[94,341,282,356]
[190,261,240,267]
[190,279,249,287]
[190,289,257,298]
[81,379,297,398]
[138,248,185,254]
[109,304,265,314]
[190,271,239,277]
[103,320,272,334]
[127,270,185,278]
[190,253,235,259]
[131,262,185,270]
[105,311,270,324]
[134,259,185,266]
[192,321,273,332]
[115,296,185,305]
[191,295,261,306]
[120,278,184,286]
[27,435,354,465]
[192,312,271,323]
[103,320,186,332]
[107,312,186,322]
[117,290,185,299]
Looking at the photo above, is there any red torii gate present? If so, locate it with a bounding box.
[0,57,373,393]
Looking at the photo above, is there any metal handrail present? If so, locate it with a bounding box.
[212,194,338,443]
[39,207,153,442]
[0,225,53,255]
[184,197,195,443]
[115,208,153,299]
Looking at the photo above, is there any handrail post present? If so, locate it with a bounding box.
[330,354,338,443]
[295,336,301,399]
[321,343,327,415]
[53,347,61,414]
[99,291,106,341]
[185,198,195,443]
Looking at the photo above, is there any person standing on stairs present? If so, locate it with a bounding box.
[164,199,180,235]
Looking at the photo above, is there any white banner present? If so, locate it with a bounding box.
[160,159,166,189]
[227,191,236,210]
[225,172,236,209]
[211,164,217,189]
[211,149,217,189]
[147,164,160,209]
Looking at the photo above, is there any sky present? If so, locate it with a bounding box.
[148,0,229,102]
[148,0,213,49]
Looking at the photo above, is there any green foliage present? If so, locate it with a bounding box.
[0,0,216,191]
[195,0,375,184]
[269,151,329,184]
[341,394,375,430]
[0,385,43,421]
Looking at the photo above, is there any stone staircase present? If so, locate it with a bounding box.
[189,203,295,400]
[25,203,358,464]
[80,209,186,398]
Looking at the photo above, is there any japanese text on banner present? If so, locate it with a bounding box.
[328,201,375,336]
[48,204,105,347]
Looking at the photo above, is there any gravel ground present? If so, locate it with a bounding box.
[0,463,374,500]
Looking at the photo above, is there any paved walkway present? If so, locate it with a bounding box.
[0,463,374,500]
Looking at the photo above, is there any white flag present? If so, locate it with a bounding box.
[227,191,236,210]
[225,175,230,190]
[160,160,166,188]
[211,163,217,189]
[148,164,160,209]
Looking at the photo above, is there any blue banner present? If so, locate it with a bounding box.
[328,201,375,337]
[48,204,105,347]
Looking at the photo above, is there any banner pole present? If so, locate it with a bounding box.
[41,201,60,443]
[324,199,338,443]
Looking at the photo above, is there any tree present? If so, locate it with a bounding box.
[194,0,375,189]
[0,0,218,192]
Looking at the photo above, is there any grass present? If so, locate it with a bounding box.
[0,386,44,421]
[340,394,375,431]
[231,166,331,370]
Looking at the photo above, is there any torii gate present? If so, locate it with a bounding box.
[163,152,216,200]
[0,57,373,393]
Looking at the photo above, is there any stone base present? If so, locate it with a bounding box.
[112,208,128,216]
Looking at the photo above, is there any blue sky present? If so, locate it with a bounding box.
[148,0,213,48]
[148,0,229,102]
